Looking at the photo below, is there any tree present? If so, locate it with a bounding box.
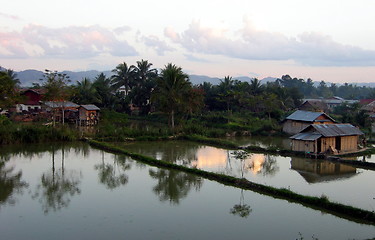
[131,60,158,114]
[92,73,116,109]
[0,71,19,110]
[40,69,72,125]
[111,62,136,96]
[71,77,99,104]
[152,63,192,130]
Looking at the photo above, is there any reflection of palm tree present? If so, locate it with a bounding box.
[149,169,203,205]
[33,146,81,214]
[0,162,28,207]
[94,151,131,190]
[230,189,252,218]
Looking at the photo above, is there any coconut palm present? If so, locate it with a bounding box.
[152,63,191,130]
[111,62,136,96]
[131,60,158,114]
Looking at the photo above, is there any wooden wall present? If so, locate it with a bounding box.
[291,139,315,153]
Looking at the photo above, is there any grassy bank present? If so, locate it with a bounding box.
[88,139,375,225]
[0,123,78,145]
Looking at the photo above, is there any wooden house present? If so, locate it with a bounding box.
[16,89,46,113]
[298,100,328,112]
[78,104,100,126]
[42,101,79,123]
[290,124,364,154]
[282,110,336,135]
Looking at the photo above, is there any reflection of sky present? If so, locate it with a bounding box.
[1,143,375,239]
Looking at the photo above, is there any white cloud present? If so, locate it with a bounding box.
[165,20,375,66]
[141,35,174,56]
[0,24,138,59]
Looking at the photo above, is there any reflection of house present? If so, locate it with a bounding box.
[290,157,356,183]
[290,124,364,154]
[282,110,336,135]
[16,89,46,112]
[78,104,100,126]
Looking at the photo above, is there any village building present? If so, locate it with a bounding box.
[16,89,46,113]
[42,101,80,123]
[282,110,336,135]
[290,124,364,154]
[298,100,328,112]
[78,104,100,126]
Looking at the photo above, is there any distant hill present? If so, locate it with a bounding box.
[15,69,113,86]
[6,68,375,88]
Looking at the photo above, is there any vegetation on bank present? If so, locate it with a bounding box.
[0,116,78,145]
[88,139,375,226]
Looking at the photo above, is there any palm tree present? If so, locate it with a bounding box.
[131,60,158,114]
[111,62,136,96]
[72,78,99,104]
[134,59,157,85]
[93,73,114,108]
[152,63,191,130]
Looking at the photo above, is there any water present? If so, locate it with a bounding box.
[118,140,375,211]
[0,142,375,239]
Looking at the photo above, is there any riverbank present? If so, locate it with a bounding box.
[88,139,375,225]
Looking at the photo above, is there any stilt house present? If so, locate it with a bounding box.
[290,124,364,154]
[78,104,100,126]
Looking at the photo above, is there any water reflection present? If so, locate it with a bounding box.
[0,161,28,208]
[230,189,252,218]
[33,146,82,214]
[149,169,203,205]
[94,151,131,189]
[290,157,357,184]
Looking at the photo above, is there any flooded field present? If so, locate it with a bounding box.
[118,140,375,211]
[0,142,374,239]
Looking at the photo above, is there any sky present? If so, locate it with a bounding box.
[1,0,375,83]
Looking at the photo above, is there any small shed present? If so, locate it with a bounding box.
[290,124,364,154]
[78,104,100,126]
[282,110,336,135]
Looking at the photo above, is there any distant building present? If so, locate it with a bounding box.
[298,100,328,112]
[78,104,100,126]
[282,110,336,135]
[290,124,364,154]
[16,89,46,113]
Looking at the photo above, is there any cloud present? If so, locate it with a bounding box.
[141,35,174,56]
[0,24,138,59]
[165,19,375,66]
[0,12,21,21]
[184,54,210,63]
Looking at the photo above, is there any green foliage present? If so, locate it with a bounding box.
[0,71,20,109]
[0,124,78,145]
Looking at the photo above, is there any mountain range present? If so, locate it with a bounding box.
[5,68,375,88]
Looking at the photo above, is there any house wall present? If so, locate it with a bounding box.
[339,135,358,152]
[283,120,311,135]
[291,139,316,153]
[319,137,335,153]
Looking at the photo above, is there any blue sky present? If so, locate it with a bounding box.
[1,0,375,83]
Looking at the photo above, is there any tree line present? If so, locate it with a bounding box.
[2,61,375,130]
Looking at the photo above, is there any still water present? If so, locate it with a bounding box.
[0,142,374,240]
[119,140,375,211]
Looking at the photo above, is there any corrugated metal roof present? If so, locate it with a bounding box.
[286,110,333,122]
[44,101,79,108]
[80,104,100,111]
[290,132,322,141]
[311,124,363,137]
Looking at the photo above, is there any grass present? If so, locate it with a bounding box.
[88,139,375,225]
